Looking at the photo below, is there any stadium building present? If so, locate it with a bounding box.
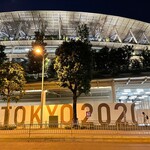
[0,10,150,108]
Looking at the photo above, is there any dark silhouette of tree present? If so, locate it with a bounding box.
[27,31,47,76]
[93,46,110,73]
[54,24,92,125]
[93,45,133,76]
[0,45,7,66]
[0,62,26,126]
[47,58,56,78]
[130,59,142,74]
[141,49,150,70]
[54,40,92,125]
[108,45,133,75]
[77,24,89,43]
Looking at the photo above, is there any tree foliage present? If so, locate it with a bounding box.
[47,58,56,78]
[129,59,142,74]
[0,45,7,66]
[27,31,47,74]
[77,24,89,42]
[54,40,92,124]
[108,45,133,75]
[93,45,133,75]
[0,62,26,126]
[141,48,150,69]
[93,46,109,72]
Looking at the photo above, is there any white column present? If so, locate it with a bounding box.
[111,81,116,103]
[9,46,15,62]
[58,15,61,40]
[40,56,45,127]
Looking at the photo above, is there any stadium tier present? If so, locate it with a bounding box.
[0,10,150,60]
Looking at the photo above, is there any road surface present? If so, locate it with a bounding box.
[1,142,150,150]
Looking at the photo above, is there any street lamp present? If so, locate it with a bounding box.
[34,45,46,128]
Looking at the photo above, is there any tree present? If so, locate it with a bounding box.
[0,62,26,126]
[77,24,89,43]
[129,58,142,74]
[93,45,133,76]
[47,58,57,78]
[141,48,150,70]
[108,45,133,75]
[93,46,110,73]
[27,31,47,76]
[54,40,92,125]
[0,45,7,66]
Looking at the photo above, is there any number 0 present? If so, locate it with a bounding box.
[98,103,111,125]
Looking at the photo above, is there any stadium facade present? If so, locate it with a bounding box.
[0,10,150,107]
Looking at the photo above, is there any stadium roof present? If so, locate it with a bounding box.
[0,11,150,50]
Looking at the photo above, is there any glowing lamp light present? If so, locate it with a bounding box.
[35,48,41,53]
[34,46,43,55]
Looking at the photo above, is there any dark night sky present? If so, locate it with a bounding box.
[0,0,149,23]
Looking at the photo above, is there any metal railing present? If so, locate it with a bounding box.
[0,121,150,141]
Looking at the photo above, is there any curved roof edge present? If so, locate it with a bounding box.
[0,10,150,48]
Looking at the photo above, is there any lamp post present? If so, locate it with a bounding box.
[41,53,45,128]
[32,31,47,128]
[34,46,45,128]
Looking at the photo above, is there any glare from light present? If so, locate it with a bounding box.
[142,95,148,98]
[129,96,137,99]
[34,45,43,55]
[136,89,144,93]
[135,102,141,105]
[25,48,30,51]
[124,89,131,92]
[122,92,128,95]
[133,92,139,95]
[35,48,42,54]
[119,96,127,100]
[145,92,150,95]
[138,96,144,99]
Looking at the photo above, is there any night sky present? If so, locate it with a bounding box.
[0,0,149,23]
